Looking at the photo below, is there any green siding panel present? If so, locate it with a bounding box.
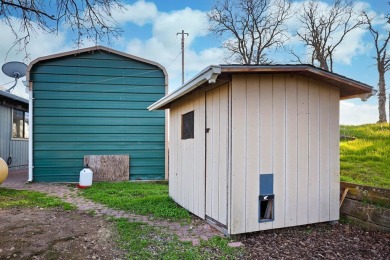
[32,83,165,93]
[32,50,166,182]
[33,108,164,118]
[33,91,163,102]
[31,74,165,85]
[33,125,164,134]
[34,133,165,142]
[34,117,164,126]
[37,55,159,69]
[33,65,163,76]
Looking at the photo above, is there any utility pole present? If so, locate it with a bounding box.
[177,30,189,84]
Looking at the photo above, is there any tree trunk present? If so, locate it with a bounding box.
[378,67,387,123]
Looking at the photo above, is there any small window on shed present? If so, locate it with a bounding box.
[181,111,194,139]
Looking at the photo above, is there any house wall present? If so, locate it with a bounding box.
[30,51,166,182]
[230,74,340,234]
[0,104,29,170]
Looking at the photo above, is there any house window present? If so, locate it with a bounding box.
[181,111,194,139]
[13,109,29,139]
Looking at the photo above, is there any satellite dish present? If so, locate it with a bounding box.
[1,61,28,92]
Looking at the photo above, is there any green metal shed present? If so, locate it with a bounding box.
[26,46,167,182]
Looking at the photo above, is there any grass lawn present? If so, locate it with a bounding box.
[81,181,190,221]
[114,219,242,259]
[81,182,244,258]
[340,124,390,189]
[0,188,75,210]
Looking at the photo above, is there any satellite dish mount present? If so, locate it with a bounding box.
[1,61,28,92]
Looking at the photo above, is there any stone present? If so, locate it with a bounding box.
[228,242,244,248]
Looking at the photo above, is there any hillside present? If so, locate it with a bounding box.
[340,124,390,189]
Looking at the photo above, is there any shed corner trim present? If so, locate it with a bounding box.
[148,65,221,111]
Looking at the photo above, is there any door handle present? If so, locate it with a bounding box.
[205,128,210,133]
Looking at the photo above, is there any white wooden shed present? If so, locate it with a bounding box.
[149,65,375,234]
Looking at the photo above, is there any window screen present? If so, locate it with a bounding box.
[181,111,194,139]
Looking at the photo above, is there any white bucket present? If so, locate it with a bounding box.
[78,165,93,188]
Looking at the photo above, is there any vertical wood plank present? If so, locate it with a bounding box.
[272,74,286,229]
[227,81,233,234]
[297,76,309,226]
[177,98,184,207]
[211,87,221,220]
[308,81,320,223]
[219,84,229,225]
[230,74,247,234]
[329,86,340,221]
[193,90,200,216]
[205,90,213,216]
[285,76,298,227]
[258,74,274,231]
[198,89,206,218]
[168,103,176,199]
[319,86,330,222]
[187,94,194,212]
[245,74,260,232]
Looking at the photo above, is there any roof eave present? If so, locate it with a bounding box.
[148,65,221,111]
[0,90,29,105]
[26,45,168,90]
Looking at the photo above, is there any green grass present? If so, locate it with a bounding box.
[114,218,243,259]
[81,181,190,221]
[340,124,390,189]
[0,188,75,210]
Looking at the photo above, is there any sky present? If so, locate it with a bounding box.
[0,0,389,125]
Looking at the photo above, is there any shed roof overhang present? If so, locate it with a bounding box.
[0,90,29,105]
[26,45,168,91]
[148,64,376,111]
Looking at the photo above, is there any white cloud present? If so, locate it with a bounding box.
[113,0,158,26]
[123,2,224,91]
[340,100,381,125]
[333,28,368,65]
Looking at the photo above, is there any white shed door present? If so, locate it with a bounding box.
[205,84,229,226]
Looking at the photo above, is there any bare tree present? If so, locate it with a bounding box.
[293,0,364,72]
[0,0,123,59]
[208,0,291,64]
[363,12,390,123]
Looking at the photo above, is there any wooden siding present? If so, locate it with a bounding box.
[169,90,205,217]
[30,51,166,182]
[0,105,29,170]
[205,84,229,225]
[168,73,340,234]
[230,74,340,234]
[168,84,231,218]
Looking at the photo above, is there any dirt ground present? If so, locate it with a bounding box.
[1,207,389,259]
[238,222,390,259]
[0,208,125,260]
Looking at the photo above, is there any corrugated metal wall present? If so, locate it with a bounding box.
[0,105,29,170]
[30,51,165,182]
